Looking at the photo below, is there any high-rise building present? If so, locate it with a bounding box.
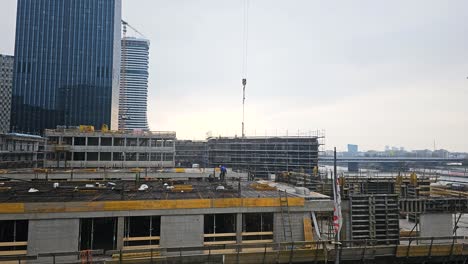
[0,55,14,133]
[119,37,150,130]
[347,144,358,154]
[11,0,121,134]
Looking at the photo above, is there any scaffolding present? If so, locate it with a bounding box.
[207,132,324,178]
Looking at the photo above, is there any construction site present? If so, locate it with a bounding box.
[0,163,468,263]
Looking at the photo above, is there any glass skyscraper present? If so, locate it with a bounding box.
[11,0,121,134]
[119,37,149,130]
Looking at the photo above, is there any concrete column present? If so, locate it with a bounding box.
[27,219,80,264]
[274,212,305,243]
[420,213,453,244]
[116,217,125,250]
[160,215,204,256]
[236,213,242,244]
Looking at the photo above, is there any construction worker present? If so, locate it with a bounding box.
[220,165,227,182]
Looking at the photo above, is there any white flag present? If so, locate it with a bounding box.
[333,178,342,235]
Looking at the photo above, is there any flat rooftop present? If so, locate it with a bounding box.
[0,179,323,203]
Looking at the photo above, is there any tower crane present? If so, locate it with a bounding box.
[122,19,147,39]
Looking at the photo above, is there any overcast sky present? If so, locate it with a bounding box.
[1,0,467,151]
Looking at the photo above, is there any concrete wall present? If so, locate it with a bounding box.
[160,215,204,255]
[274,212,305,243]
[27,219,80,263]
[420,213,453,242]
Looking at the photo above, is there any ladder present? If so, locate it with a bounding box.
[279,190,293,243]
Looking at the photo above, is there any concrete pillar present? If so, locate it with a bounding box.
[160,215,204,255]
[236,213,242,244]
[274,212,305,243]
[116,217,125,250]
[27,219,80,264]
[420,213,453,244]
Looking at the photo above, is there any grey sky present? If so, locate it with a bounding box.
[1,0,467,151]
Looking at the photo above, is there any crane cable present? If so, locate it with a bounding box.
[241,0,249,138]
[242,0,249,78]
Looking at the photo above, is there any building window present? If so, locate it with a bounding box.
[87,152,98,161]
[101,137,112,146]
[100,152,111,161]
[113,152,124,161]
[114,138,124,146]
[138,153,148,161]
[125,153,137,161]
[204,214,236,245]
[124,216,160,249]
[74,152,86,161]
[150,153,160,161]
[87,137,99,146]
[126,138,137,147]
[74,137,86,146]
[80,218,117,251]
[242,213,273,241]
[0,220,28,254]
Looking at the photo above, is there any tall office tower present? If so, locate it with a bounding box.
[11,0,121,134]
[0,55,14,133]
[119,37,150,130]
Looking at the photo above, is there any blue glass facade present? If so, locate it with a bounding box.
[11,0,121,134]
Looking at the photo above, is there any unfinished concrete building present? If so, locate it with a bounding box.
[0,169,468,263]
[207,135,323,178]
[0,133,45,169]
[175,140,207,168]
[44,127,176,168]
[0,178,334,263]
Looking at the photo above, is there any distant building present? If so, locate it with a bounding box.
[0,133,45,168]
[11,0,122,134]
[0,55,13,133]
[44,127,175,168]
[119,37,150,130]
[347,144,358,156]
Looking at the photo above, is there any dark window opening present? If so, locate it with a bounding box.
[74,152,85,161]
[139,139,149,146]
[63,137,73,145]
[87,152,98,161]
[204,214,236,242]
[163,153,173,161]
[74,137,86,146]
[126,138,137,146]
[113,152,124,161]
[150,153,160,161]
[48,137,59,144]
[100,152,111,161]
[114,138,124,146]
[242,213,273,241]
[0,220,28,252]
[80,218,117,251]
[87,137,99,146]
[101,137,112,146]
[125,153,137,161]
[138,153,148,161]
[124,216,160,247]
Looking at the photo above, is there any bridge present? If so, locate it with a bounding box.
[318,156,465,171]
[319,157,464,163]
